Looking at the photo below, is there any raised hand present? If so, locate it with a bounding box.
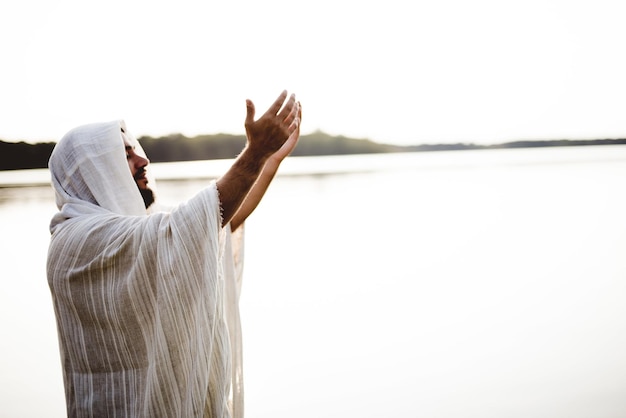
[217,90,301,227]
[225,91,302,230]
[269,99,302,164]
[244,90,300,161]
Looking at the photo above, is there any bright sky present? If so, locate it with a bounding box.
[2,0,626,145]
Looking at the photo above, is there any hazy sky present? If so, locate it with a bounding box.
[2,0,626,145]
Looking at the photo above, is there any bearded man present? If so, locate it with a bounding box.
[46,91,301,417]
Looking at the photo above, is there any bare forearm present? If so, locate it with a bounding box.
[216,147,268,227]
[230,158,280,231]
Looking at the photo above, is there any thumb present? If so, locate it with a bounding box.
[245,99,255,125]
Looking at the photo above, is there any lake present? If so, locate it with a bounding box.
[2,146,626,417]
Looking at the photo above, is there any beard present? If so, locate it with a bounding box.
[134,168,155,209]
[138,186,155,209]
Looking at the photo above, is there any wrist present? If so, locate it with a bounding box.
[238,146,270,173]
[266,152,283,168]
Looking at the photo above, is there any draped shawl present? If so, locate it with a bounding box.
[47,121,244,417]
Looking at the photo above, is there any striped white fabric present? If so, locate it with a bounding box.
[47,121,244,417]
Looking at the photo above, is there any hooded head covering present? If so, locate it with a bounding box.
[49,120,148,232]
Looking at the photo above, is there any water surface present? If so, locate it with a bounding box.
[2,147,626,417]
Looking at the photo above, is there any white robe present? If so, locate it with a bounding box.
[47,121,244,417]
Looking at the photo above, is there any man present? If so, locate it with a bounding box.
[47,91,301,417]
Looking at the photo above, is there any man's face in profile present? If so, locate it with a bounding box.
[122,130,154,209]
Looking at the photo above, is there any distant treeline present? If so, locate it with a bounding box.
[137,130,403,163]
[2,130,626,171]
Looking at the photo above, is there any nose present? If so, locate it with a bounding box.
[138,154,150,167]
[131,152,149,168]
[130,154,150,177]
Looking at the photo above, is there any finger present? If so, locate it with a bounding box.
[245,99,256,125]
[283,98,299,125]
[261,90,289,118]
[288,102,302,125]
[277,93,297,120]
[288,102,302,131]
[296,101,302,121]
